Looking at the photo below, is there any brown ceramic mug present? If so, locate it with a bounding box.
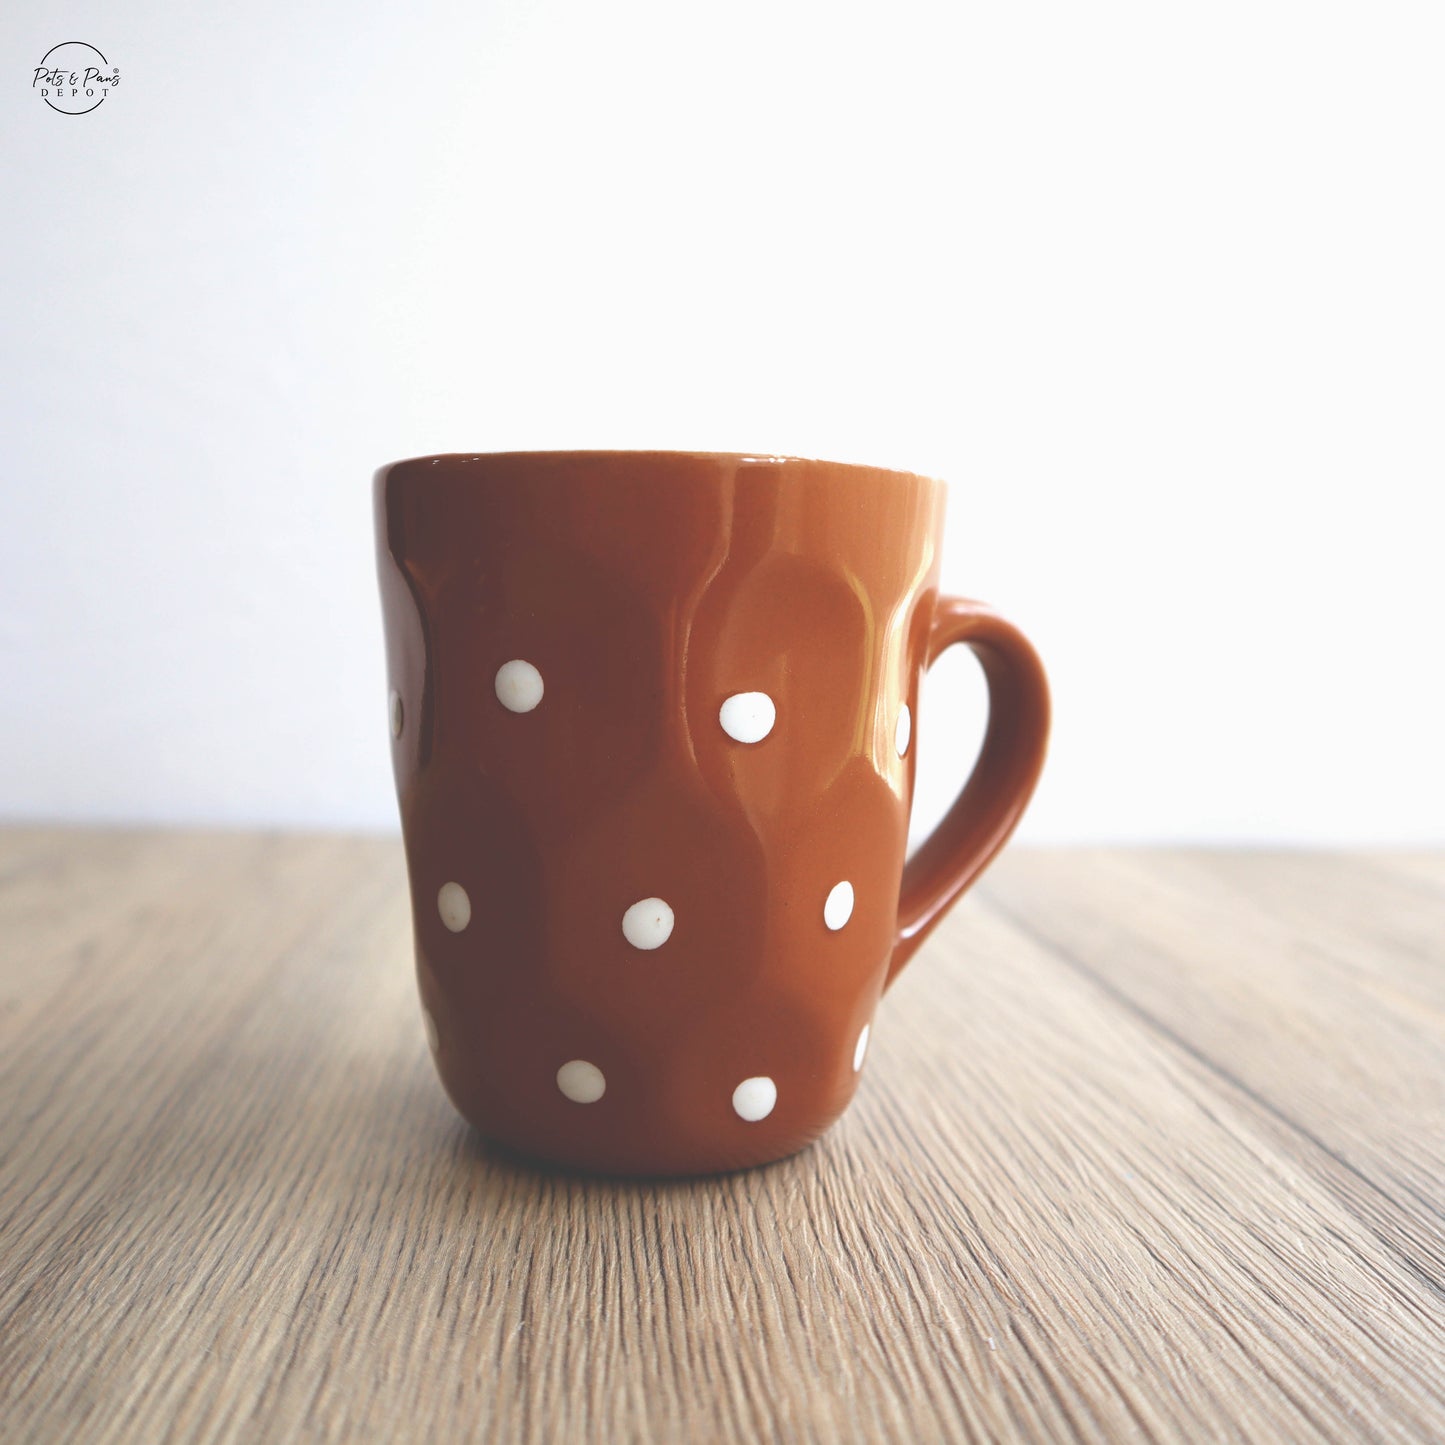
[374,450,1049,1175]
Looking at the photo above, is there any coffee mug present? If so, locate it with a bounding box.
[374,451,1049,1175]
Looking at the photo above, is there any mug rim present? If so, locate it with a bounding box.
[373,449,944,487]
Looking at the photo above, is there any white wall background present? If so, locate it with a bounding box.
[2,0,1442,844]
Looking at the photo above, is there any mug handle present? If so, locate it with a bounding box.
[887,597,1051,988]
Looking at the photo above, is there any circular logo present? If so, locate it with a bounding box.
[33,41,119,115]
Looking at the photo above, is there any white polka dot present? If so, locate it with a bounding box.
[437,881,471,932]
[824,880,854,931]
[622,897,674,950]
[557,1059,606,1103]
[853,1023,870,1072]
[495,659,544,713]
[389,688,404,739]
[719,691,776,744]
[422,1006,440,1053]
[895,703,911,758]
[732,1076,777,1122]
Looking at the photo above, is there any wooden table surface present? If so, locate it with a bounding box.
[2,829,1442,1443]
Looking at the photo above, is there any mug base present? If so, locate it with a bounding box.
[466,1127,830,1181]
[429,1038,853,1178]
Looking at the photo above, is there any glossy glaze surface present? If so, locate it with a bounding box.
[375,451,1048,1174]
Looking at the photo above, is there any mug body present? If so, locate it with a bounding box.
[375,450,945,1174]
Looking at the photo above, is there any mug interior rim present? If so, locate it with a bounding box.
[374,449,944,487]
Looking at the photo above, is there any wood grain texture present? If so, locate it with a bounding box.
[1,829,1442,1443]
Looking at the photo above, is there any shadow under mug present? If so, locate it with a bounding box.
[375,450,1050,1175]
